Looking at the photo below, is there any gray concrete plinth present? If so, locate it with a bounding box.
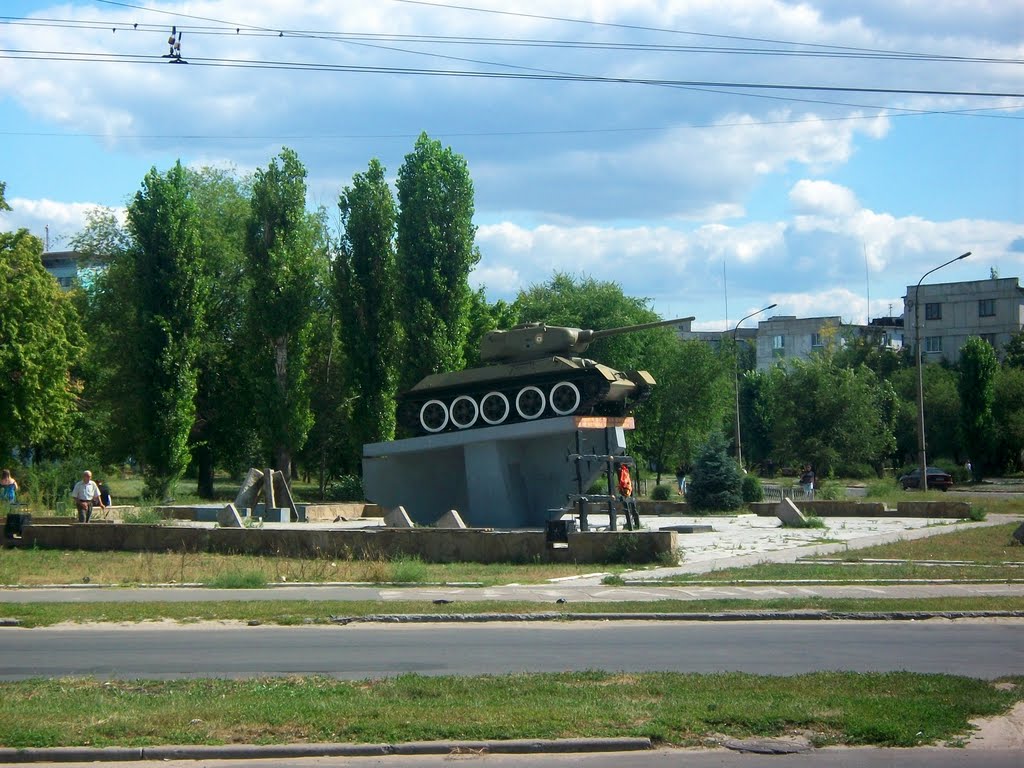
[363,416,633,528]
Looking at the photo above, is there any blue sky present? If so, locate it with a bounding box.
[1,0,1021,331]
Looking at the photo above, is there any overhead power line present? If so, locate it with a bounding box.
[2,47,1022,100]
[4,16,1022,65]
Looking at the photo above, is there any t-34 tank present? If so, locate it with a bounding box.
[396,316,694,435]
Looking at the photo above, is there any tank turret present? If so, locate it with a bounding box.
[397,316,694,436]
[480,316,695,363]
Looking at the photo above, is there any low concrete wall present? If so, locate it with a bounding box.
[896,500,973,519]
[635,500,691,516]
[749,501,883,516]
[20,524,677,565]
[749,500,971,518]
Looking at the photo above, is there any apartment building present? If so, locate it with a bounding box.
[903,277,1024,364]
[41,250,79,290]
[753,315,844,370]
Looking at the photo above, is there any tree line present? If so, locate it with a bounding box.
[3,150,1023,501]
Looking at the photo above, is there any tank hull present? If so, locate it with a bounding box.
[397,356,655,435]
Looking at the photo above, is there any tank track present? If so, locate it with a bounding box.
[397,369,620,436]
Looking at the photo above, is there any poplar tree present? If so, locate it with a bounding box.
[245,148,325,477]
[126,162,206,497]
[336,158,400,451]
[958,337,998,480]
[395,133,479,389]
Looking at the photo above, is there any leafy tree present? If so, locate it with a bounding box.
[687,432,743,512]
[395,132,479,390]
[0,180,9,210]
[512,272,664,372]
[993,366,1024,473]
[890,365,962,468]
[1003,331,1024,370]
[71,208,144,465]
[639,339,730,483]
[298,307,354,494]
[463,288,517,367]
[184,166,253,495]
[335,158,400,452]
[126,162,206,498]
[958,336,998,481]
[245,148,327,477]
[832,330,906,379]
[762,358,895,477]
[0,227,84,458]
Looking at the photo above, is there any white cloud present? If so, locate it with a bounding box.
[790,180,860,217]
[0,198,121,248]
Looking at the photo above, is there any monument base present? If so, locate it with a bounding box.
[362,416,634,528]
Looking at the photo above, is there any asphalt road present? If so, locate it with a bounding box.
[2,620,1020,681]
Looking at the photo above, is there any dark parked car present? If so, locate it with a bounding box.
[899,467,953,491]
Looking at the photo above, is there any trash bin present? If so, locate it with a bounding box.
[545,517,578,544]
[4,513,32,539]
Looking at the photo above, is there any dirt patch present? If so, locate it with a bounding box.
[966,699,1024,750]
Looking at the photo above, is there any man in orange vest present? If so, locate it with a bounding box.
[617,461,639,529]
[618,462,633,498]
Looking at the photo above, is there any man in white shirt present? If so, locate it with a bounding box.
[71,470,106,523]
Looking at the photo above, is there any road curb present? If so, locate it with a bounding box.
[0,737,652,763]
[326,610,1024,624]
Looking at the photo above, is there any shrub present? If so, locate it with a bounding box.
[650,484,673,501]
[782,514,826,529]
[741,475,764,503]
[815,480,843,501]
[121,508,165,525]
[18,457,101,511]
[390,556,428,583]
[326,475,364,502]
[206,570,268,589]
[687,433,743,513]
[865,478,897,498]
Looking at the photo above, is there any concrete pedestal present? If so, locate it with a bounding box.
[362,416,634,528]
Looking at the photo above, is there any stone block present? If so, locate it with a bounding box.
[273,470,297,520]
[776,498,807,526]
[1013,522,1024,546]
[218,503,244,528]
[234,468,264,509]
[263,467,276,509]
[384,506,414,528]
[435,509,468,529]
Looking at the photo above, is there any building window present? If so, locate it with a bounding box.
[811,332,824,348]
[978,298,996,317]
[980,333,997,347]
[925,302,942,320]
[924,336,943,353]
[772,335,785,357]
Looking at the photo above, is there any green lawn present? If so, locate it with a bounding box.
[0,672,1020,749]
[657,522,1024,584]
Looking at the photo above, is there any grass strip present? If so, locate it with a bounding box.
[1,597,1022,627]
[658,522,1024,584]
[0,672,1020,750]
[0,549,610,587]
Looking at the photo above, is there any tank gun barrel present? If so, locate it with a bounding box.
[480,316,695,363]
[581,316,695,344]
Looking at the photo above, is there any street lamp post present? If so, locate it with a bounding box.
[914,251,970,491]
[733,303,777,470]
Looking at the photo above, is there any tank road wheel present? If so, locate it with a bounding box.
[480,391,510,425]
[449,395,479,429]
[549,380,581,416]
[515,385,546,420]
[419,399,449,433]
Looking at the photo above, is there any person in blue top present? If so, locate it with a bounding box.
[0,469,18,504]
